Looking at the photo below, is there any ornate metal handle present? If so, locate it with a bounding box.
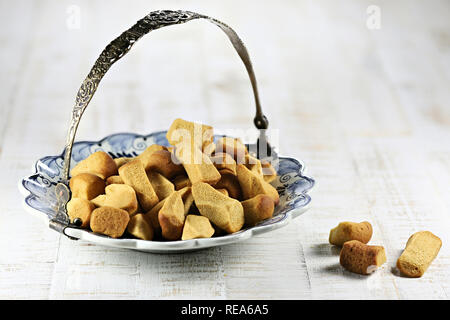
[51,10,269,234]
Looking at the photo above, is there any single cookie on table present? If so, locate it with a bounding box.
[69,173,105,200]
[136,144,167,171]
[236,164,279,205]
[90,206,130,238]
[66,197,96,228]
[329,221,373,246]
[210,152,237,176]
[91,184,138,215]
[181,215,215,240]
[192,182,244,234]
[118,159,159,212]
[241,194,275,227]
[145,149,185,179]
[106,175,124,185]
[147,171,175,200]
[396,231,442,278]
[127,213,154,240]
[339,240,386,275]
[158,191,185,240]
[70,151,117,179]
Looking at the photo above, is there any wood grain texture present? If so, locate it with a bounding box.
[1,0,449,299]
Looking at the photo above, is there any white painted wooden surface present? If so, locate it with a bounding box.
[1,0,449,299]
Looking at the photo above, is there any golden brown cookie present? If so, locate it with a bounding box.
[244,154,263,177]
[66,197,95,228]
[211,152,237,176]
[118,159,159,212]
[396,231,442,278]
[329,221,373,246]
[106,175,124,185]
[136,144,167,171]
[214,170,242,200]
[166,118,214,152]
[177,186,195,215]
[181,215,215,240]
[145,149,185,179]
[91,184,138,215]
[236,164,279,205]
[192,182,244,234]
[127,213,154,240]
[241,194,275,227]
[69,173,105,200]
[181,148,221,185]
[145,198,166,236]
[114,157,133,169]
[339,240,386,275]
[147,171,175,200]
[158,191,185,240]
[70,151,117,179]
[172,174,192,190]
[90,206,130,238]
[216,137,248,163]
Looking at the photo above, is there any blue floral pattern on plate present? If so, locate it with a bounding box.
[19,131,315,253]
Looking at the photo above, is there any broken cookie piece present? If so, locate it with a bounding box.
[329,221,373,246]
[339,240,386,275]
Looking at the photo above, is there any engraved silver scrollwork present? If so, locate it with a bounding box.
[51,10,269,233]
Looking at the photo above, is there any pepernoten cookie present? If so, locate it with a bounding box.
[158,191,185,240]
[241,194,275,227]
[66,197,96,228]
[192,182,244,234]
[69,173,105,200]
[70,151,117,179]
[329,221,373,246]
[90,206,130,238]
[182,215,215,240]
[339,240,386,275]
[236,164,279,205]
[119,159,159,212]
[91,184,138,215]
[396,231,442,278]
[127,213,154,240]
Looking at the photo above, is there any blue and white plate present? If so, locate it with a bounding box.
[19,131,315,253]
